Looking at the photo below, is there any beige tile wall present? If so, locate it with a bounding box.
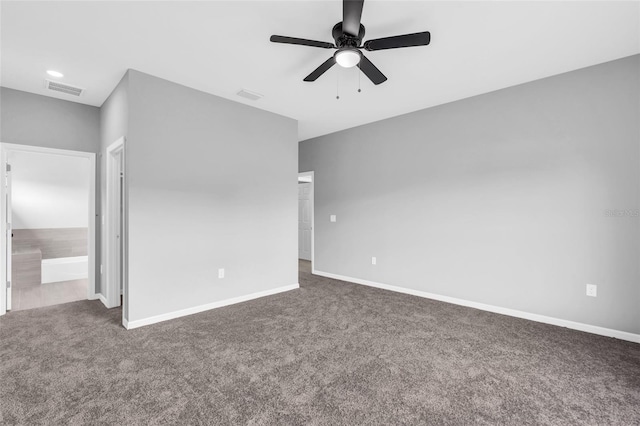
[12,228,88,259]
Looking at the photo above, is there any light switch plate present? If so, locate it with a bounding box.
[330,215,336,222]
[586,284,597,297]
[372,257,377,265]
[218,268,225,279]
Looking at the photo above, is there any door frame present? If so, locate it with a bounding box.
[298,171,314,270]
[4,160,11,311]
[105,137,127,325]
[0,143,97,316]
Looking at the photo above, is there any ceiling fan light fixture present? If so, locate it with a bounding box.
[335,49,361,68]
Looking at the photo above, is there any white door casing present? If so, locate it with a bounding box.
[0,149,6,315]
[0,142,97,316]
[4,162,11,311]
[105,137,127,327]
[298,182,312,261]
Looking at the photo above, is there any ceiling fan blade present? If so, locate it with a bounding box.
[270,35,335,49]
[304,57,337,82]
[357,54,387,85]
[343,0,365,37]
[364,31,431,51]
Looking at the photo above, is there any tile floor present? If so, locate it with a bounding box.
[10,279,88,312]
[299,259,311,274]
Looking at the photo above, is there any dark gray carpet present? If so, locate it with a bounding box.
[1,270,639,425]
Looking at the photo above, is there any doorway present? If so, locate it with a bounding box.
[298,171,314,274]
[0,143,97,316]
[105,137,127,325]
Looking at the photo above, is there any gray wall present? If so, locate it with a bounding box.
[126,70,298,322]
[99,72,129,300]
[300,55,640,334]
[1,87,100,153]
[1,87,101,294]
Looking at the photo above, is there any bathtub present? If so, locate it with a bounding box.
[41,256,89,284]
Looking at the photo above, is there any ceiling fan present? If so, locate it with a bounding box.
[270,0,431,85]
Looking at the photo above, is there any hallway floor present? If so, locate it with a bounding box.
[299,259,311,274]
[10,279,88,311]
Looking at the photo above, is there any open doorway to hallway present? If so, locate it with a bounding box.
[0,144,96,314]
[298,172,314,275]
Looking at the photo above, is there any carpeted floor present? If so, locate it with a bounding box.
[1,266,639,425]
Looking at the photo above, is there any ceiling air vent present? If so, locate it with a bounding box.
[44,79,84,97]
[236,89,263,101]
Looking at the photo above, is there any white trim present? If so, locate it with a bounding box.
[99,293,108,307]
[0,143,97,315]
[125,284,300,330]
[105,137,126,320]
[42,255,88,265]
[41,255,89,284]
[312,270,640,344]
[4,152,12,312]
[298,171,314,266]
[0,143,95,159]
[1,148,9,316]
[87,151,97,301]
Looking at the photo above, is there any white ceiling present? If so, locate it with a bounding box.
[1,1,638,141]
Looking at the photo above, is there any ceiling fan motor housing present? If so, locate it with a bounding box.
[332,22,365,48]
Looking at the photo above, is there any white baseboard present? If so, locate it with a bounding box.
[125,283,300,330]
[98,294,109,308]
[87,293,100,301]
[312,269,640,344]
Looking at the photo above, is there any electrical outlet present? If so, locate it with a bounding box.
[330,215,336,222]
[586,284,597,297]
[218,268,225,279]
[372,257,377,265]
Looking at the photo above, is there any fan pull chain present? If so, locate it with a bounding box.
[358,67,361,93]
[336,69,340,100]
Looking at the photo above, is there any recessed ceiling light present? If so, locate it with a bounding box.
[46,70,64,78]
